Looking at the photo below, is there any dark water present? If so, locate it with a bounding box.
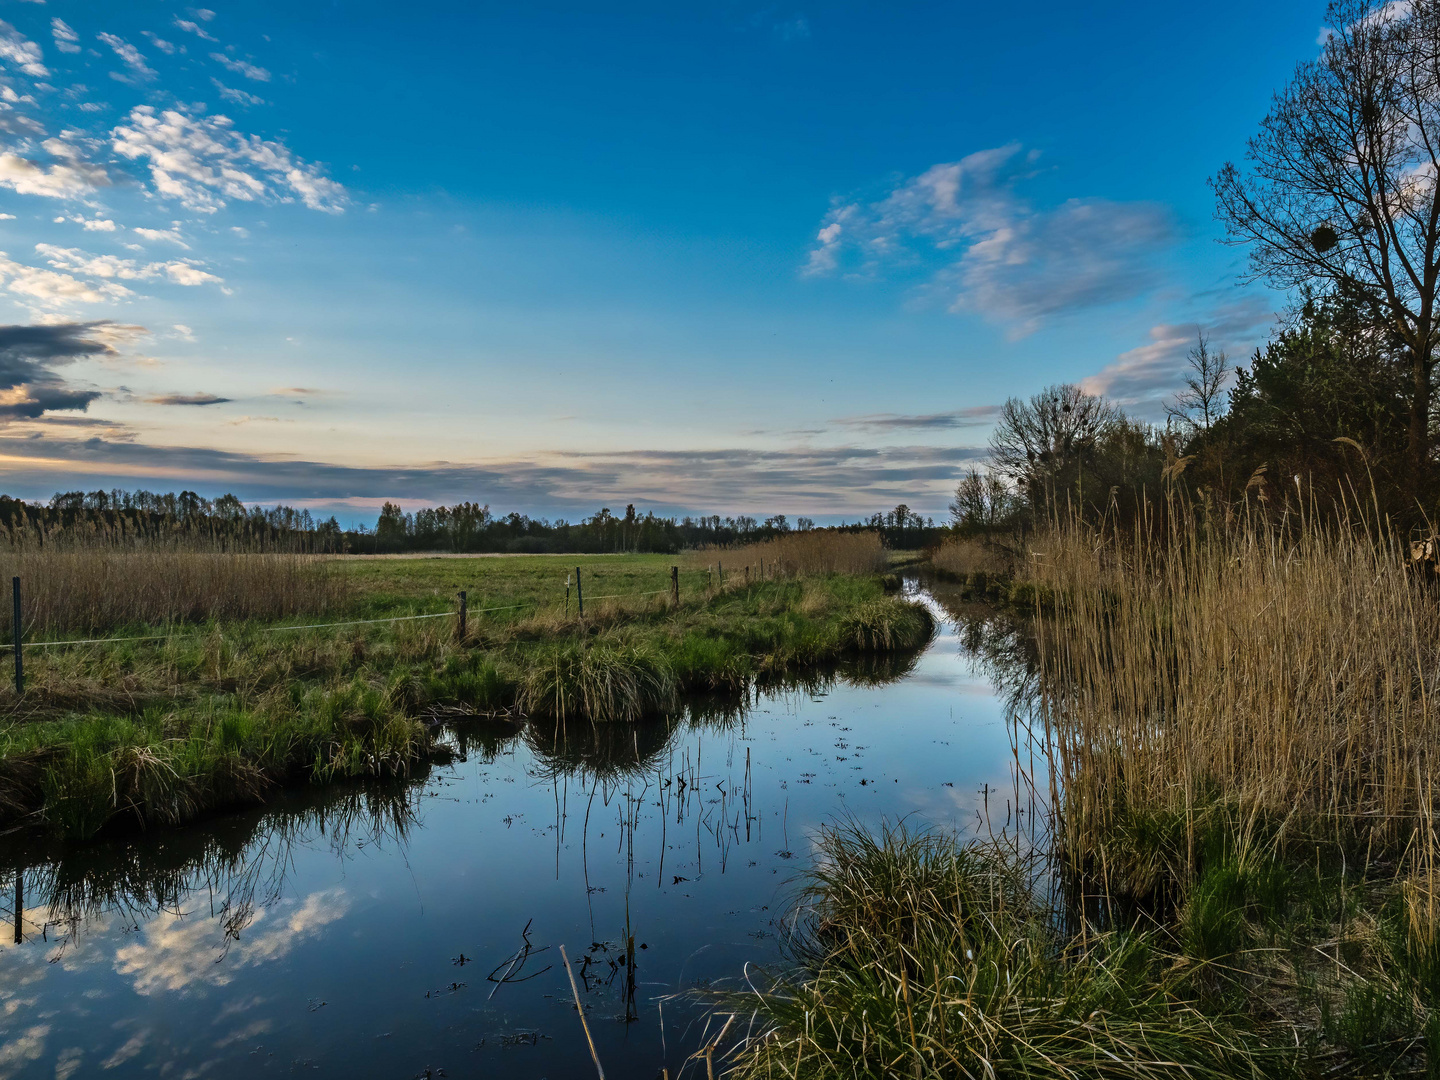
[0,586,1040,1079]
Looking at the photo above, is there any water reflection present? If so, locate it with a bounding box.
[0,584,1047,1079]
[2,779,424,954]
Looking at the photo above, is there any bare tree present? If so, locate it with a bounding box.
[1212,0,1440,488]
[988,384,1119,507]
[1166,332,1231,434]
[949,467,1020,531]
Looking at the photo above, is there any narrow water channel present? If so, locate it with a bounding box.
[0,585,1041,1078]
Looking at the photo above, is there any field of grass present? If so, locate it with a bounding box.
[327,551,712,621]
[0,549,931,841]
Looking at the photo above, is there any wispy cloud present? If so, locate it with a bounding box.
[131,225,189,248]
[34,243,224,289]
[111,106,346,214]
[804,144,1175,334]
[833,405,1000,430]
[0,437,986,515]
[209,52,270,82]
[210,79,265,107]
[1079,297,1275,417]
[97,32,157,83]
[0,20,48,78]
[172,18,217,43]
[50,18,79,55]
[141,32,177,56]
[145,391,230,406]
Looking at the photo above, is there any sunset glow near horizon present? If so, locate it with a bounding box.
[0,1,1320,523]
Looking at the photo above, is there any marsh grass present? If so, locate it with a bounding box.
[835,597,934,652]
[0,567,930,838]
[730,500,1440,1077]
[1011,495,1440,1073]
[518,641,678,723]
[725,821,1284,1080]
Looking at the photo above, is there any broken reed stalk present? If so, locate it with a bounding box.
[560,943,605,1080]
[694,1012,736,1080]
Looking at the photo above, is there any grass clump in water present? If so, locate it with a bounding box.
[518,641,678,723]
[724,820,1285,1080]
[834,597,934,652]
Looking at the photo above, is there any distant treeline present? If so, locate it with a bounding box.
[359,501,944,553]
[0,490,944,553]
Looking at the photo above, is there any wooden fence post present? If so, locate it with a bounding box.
[457,590,467,641]
[575,566,584,618]
[671,565,679,605]
[12,576,21,697]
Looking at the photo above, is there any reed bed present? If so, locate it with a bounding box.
[1028,504,1440,891]
[930,535,1014,580]
[696,531,888,579]
[0,551,346,637]
[726,503,1440,1077]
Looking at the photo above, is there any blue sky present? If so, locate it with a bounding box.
[0,0,1319,522]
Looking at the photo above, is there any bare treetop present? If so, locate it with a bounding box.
[1166,332,1231,434]
[988,384,1119,501]
[1212,0,1440,485]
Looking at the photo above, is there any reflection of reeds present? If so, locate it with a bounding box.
[523,712,684,783]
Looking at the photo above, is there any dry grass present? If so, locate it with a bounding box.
[1028,500,1440,890]
[692,531,887,579]
[0,551,347,637]
[931,535,1014,579]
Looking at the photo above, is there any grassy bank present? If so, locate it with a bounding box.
[0,554,931,841]
[725,822,1284,1080]
[732,509,1440,1076]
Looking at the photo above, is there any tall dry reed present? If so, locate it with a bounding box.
[1030,500,1440,892]
[931,535,1014,579]
[694,530,887,578]
[0,551,347,637]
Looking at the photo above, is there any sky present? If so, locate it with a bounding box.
[0,0,1327,523]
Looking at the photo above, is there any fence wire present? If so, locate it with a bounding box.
[0,575,691,655]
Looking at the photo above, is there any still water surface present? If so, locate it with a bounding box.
[0,586,1038,1078]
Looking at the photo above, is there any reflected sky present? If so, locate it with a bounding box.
[0,584,1042,1078]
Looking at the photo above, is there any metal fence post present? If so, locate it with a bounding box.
[457,590,467,641]
[575,566,584,618]
[671,565,679,605]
